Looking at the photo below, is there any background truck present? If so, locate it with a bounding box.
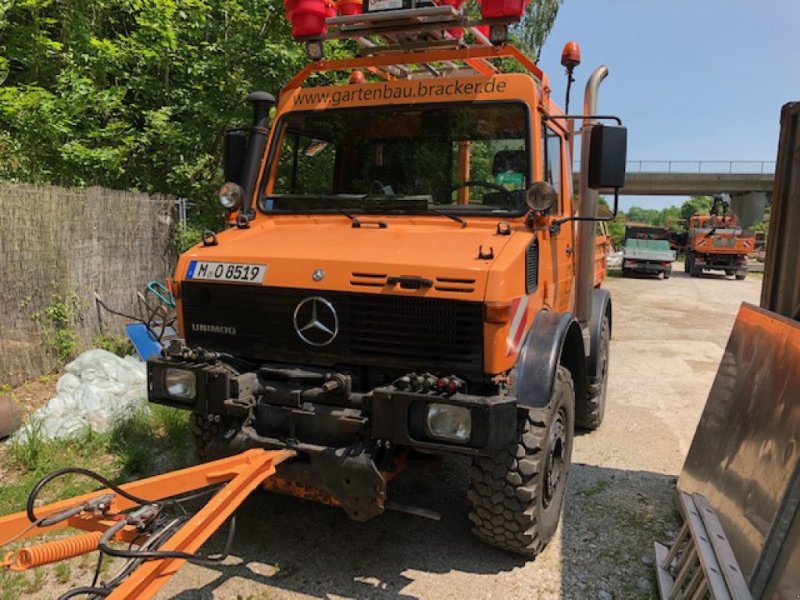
[621,225,676,278]
[146,10,627,559]
[684,195,755,279]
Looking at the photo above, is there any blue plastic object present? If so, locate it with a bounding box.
[125,323,163,361]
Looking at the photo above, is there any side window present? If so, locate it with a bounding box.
[542,126,563,212]
[274,131,335,194]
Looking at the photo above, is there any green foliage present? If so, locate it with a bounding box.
[606,216,625,248]
[30,291,84,365]
[3,406,192,517]
[93,332,134,357]
[0,0,307,230]
[55,563,72,584]
[514,0,564,59]
[750,220,769,238]
[680,195,713,221]
[173,223,207,253]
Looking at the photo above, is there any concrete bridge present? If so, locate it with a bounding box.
[572,160,775,227]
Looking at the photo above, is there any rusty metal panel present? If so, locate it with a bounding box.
[761,102,800,320]
[678,302,800,586]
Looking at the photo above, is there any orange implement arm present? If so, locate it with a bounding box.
[0,449,294,600]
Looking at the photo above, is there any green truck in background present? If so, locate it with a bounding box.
[622,227,677,279]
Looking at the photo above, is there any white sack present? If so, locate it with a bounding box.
[14,349,147,442]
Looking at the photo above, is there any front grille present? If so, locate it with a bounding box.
[182,283,484,374]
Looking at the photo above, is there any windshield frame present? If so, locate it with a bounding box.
[256,100,533,218]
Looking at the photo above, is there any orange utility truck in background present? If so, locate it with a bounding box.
[147,7,627,558]
[684,194,756,280]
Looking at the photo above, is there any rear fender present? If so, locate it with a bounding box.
[514,311,587,408]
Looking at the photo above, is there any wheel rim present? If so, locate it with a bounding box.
[543,407,567,508]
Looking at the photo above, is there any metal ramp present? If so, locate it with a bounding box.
[654,492,751,600]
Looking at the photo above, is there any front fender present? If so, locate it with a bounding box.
[514,310,587,408]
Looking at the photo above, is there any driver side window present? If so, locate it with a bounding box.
[543,127,563,212]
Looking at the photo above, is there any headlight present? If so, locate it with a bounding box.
[164,368,196,401]
[219,182,243,211]
[426,403,471,443]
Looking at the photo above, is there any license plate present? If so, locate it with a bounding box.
[367,0,403,11]
[186,261,267,284]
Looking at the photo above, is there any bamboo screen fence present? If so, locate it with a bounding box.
[0,184,175,386]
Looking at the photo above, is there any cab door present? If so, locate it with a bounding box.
[542,122,575,313]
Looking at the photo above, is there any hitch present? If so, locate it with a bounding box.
[0,449,294,599]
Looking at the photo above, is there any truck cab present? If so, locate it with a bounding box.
[147,10,626,558]
[684,196,755,280]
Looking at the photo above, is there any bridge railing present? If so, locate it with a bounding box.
[573,160,776,174]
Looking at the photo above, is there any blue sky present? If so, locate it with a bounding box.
[537,0,800,211]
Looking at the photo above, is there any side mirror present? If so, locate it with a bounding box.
[223,129,249,185]
[525,181,558,213]
[588,124,627,190]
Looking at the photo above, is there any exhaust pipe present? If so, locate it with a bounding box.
[239,91,276,217]
[575,66,609,343]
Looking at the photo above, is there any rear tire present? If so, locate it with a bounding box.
[577,316,609,430]
[621,267,630,278]
[663,271,671,280]
[735,272,746,280]
[468,367,575,558]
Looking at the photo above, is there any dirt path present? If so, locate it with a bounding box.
[149,270,761,600]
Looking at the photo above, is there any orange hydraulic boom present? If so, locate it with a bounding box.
[0,449,294,599]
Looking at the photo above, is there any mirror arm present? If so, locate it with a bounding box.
[549,187,620,235]
[543,114,623,126]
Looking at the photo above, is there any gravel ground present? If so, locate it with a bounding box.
[17,268,763,599]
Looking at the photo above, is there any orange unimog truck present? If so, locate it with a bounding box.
[147,7,626,558]
[684,195,755,280]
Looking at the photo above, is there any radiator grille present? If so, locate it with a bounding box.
[182,283,483,374]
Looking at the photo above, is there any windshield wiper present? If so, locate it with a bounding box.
[316,194,388,229]
[427,207,467,228]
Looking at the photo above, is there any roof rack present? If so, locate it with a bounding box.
[291,5,540,83]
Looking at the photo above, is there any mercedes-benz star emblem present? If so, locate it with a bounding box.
[293,297,339,346]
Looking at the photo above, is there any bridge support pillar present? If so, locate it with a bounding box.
[730,191,768,229]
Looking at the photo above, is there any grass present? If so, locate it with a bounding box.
[1,405,193,517]
[0,404,193,595]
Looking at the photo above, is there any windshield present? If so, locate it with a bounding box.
[259,102,529,216]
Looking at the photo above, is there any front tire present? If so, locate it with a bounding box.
[468,367,575,558]
[577,316,609,430]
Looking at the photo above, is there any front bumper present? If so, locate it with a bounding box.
[623,259,672,275]
[147,357,517,456]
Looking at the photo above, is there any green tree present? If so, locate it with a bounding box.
[516,0,564,60]
[0,0,306,227]
[680,195,713,221]
[626,205,661,225]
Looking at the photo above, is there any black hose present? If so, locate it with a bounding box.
[57,587,110,600]
[98,514,237,566]
[26,467,153,524]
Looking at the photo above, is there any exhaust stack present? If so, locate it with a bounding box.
[239,91,276,216]
[575,66,609,340]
